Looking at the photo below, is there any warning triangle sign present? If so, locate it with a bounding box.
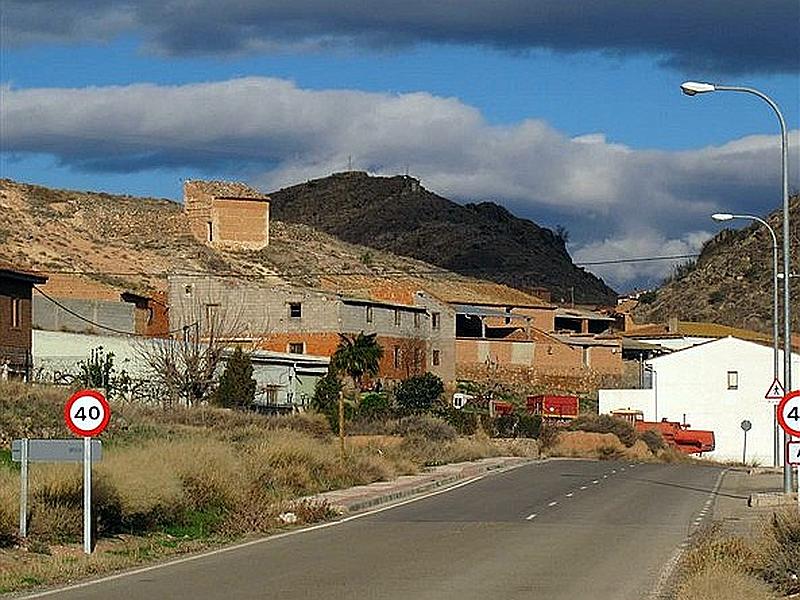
[765,378,785,400]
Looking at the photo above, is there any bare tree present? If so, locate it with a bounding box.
[398,335,427,379]
[135,292,264,408]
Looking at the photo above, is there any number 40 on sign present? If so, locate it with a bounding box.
[778,391,800,438]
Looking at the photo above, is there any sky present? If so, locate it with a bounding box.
[1,1,798,292]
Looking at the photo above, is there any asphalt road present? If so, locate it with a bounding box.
[24,460,724,600]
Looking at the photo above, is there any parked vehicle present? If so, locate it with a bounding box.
[526,395,579,420]
[611,409,715,454]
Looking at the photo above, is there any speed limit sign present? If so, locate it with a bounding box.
[64,390,111,437]
[777,390,800,438]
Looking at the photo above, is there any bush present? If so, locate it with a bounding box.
[393,415,457,442]
[568,414,638,447]
[434,404,478,435]
[638,428,666,453]
[758,510,800,595]
[537,421,561,451]
[394,373,444,415]
[213,348,256,409]
[358,392,391,420]
[310,373,343,430]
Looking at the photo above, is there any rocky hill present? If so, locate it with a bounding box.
[268,171,618,304]
[633,197,800,333]
[0,178,544,305]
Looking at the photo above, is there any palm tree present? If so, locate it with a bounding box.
[330,331,383,391]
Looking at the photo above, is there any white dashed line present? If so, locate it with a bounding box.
[592,480,599,484]
[526,513,537,520]
[579,486,587,490]
[548,501,558,507]
[566,493,574,498]
[602,475,608,479]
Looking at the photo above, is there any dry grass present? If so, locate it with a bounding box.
[0,385,508,594]
[675,510,800,600]
[676,564,776,600]
[547,431,655,461]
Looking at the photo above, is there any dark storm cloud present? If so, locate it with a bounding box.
[3,1,799,74]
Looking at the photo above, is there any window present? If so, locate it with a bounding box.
[289,302,302,318]
[393,346,401,369]
[727,371,739,390]
[207,221,213,243]
[184,284,193,297]
[431,312,440,331]
[432,349,441,366]
[394,309,401,327]
[413,312,420,328]
[288,342,304,354]
[11,298,21,329]
[366,305,374,323]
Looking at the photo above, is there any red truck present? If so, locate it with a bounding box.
[611,409,715,454]
[526,395,579,420]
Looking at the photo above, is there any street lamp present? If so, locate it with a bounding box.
[685,81,792,493]
[712,212,780,466]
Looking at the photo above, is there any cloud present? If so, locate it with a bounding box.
[1,77,797,287]
[3,1,799,74]
[572,230,712,288]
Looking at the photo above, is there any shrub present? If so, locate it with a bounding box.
[310,373,343,430]
[393,415,456,442]
[537,421,561,450]
[358,392,391,420]
[638,428,666,454]
[568,414,638,447]
[213,348,256,409]
[394,373,444,415]
[434,404,478,435]
[758,510,800,595]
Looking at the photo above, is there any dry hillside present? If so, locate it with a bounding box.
[634,196,800,334]
[0,179,550,305]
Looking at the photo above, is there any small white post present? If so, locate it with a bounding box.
[83,436,92,554]
[19,438,28,538]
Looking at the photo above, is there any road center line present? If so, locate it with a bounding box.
[548,501,558,507]
[592,480,599,484]
[580,486,587,490]
[565,493,574,497]
[526,513,537,520]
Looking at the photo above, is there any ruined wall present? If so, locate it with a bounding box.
[456,362,623,395]
[183,180,269,250]
[212,198,269,249]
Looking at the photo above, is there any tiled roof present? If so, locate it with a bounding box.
[319,275,553,309]
[629,320,771,344]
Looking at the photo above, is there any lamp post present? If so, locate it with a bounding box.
[683,81,792,493]
[712,212,780,466]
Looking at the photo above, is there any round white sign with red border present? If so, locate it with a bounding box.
[777,390,800,438]
[64,389,111,437]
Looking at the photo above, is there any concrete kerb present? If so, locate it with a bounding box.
[302,456,536,515]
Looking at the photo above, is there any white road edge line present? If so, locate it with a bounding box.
[17,473,493,599]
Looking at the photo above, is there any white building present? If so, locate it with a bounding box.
[599,336,800,465]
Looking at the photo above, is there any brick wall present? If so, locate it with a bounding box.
[38,274,120,301]
[456,362,623,396]
[212,198,269,249]
[0,278,33,350]
[585,346,623,375]
[183,181,269,250]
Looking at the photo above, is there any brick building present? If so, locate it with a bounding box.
[168,275,455,383]
[183,180,270,249]
[0,266,48,379]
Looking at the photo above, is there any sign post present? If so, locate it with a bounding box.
[777,391,800,502]
[740,420,752,465]
[788,442,800,511]
[18,439,28,538]
[64,390,110,554]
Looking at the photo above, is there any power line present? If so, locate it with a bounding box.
[32,285,191,338]
[32,252,701,280]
